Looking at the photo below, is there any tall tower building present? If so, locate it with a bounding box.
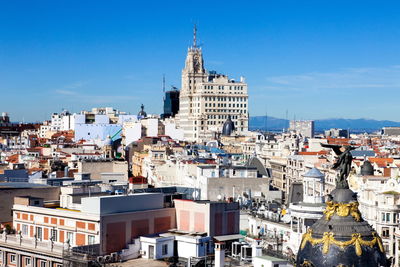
[163,90,180,118]
[177,26,249,142]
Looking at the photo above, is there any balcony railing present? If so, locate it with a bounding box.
[0,233,65,254]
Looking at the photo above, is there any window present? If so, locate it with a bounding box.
[162,244,168,255]
[10,254,16,263]
[386,213,391,223]
[40,261,47,267]
[67,232,74,245]
[36,227,42,240]
[25,257,31,266]
[382,227,390,238]
[22,224,28,235]
[88,235,95,245]
[51,229,57,242]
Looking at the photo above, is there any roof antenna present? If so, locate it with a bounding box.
[193,24,197,48]
[162,74,166,93]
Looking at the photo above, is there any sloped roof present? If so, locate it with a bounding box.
[246,157,270,177]
[303,167,324,179]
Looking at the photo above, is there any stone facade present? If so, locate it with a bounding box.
[177,35,248,142]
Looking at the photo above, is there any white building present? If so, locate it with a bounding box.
[356,175,400,261]
[50,113,63,132]
[289,120,315,138]
[39,122,51,138]
[177,27,249,142]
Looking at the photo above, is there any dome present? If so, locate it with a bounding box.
[303,168,325,180]
[360,160,374,176]
[246,157,270,177]
[138,104,147,118]
[222,116,235,136]
[296,188,390,267]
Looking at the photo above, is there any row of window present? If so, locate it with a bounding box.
[203,121,243,126]
[202,91,245,95]
[381,212,398,224]
[205,103,247,108]
[21,224,95,245]
[203,96,246,101]
[204,109,247,114]
[207,115,243,120]
[1,251,62,267]
[192,128,244,137]
[200,84,244,90]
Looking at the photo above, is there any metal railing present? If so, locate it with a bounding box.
[0,233,64,254]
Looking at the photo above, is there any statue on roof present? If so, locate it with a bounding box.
[321,143,356,189]
[138,104,147,118]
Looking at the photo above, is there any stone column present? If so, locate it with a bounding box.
[16,253,21,267]
[297,218,300,233]
[290,217,293,231]
[313,180,316,198]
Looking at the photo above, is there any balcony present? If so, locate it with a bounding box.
[0,233,65,255]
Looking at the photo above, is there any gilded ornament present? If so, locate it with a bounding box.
[300,229,384,256]
[323,201,361,222]
[300,260,315,267]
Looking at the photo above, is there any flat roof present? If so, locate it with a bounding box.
[255,255,288,262]
[214,234,244,242]
[0,182,51,189]
[93,192,161,199]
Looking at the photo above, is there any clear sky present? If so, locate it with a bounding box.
[1,0,400,122]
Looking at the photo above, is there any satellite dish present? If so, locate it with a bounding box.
[217,194,222,200]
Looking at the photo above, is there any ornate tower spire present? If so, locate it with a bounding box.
[193,24,197,48]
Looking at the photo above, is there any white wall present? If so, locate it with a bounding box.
[74,124,122,141]
[62,115,74,131]
[175,236,210,259]
[124,122,142,145]
[146,118,159,137]
[75,114,86,124]
[253,257,290,267]
[140,237,174,259]
[95,115,109,124]
[164,121,184,141]
[118,115,137,124]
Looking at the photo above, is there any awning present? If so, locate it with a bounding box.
[213,234,244,242]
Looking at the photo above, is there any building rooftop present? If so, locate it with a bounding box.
[303,168,324,179]
[0,182,51,189]
[255,255,288,262]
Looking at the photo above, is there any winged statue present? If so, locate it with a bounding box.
[321,143,356,189]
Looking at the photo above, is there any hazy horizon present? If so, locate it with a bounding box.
[2,1,400,122]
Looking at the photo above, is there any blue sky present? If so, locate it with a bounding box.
[1,0,400,122]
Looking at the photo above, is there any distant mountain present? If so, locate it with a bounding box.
[249,116,400,132]
[250,116,289,131]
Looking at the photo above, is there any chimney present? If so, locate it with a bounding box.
[215,242,225,267]
[129,177,134,191]
[252,243,262,258]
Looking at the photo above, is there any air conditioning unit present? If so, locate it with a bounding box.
[104,255,111,262]
[96,256,104,263]
[110,253,118,261]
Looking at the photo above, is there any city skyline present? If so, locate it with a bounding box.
[2,0,400,122]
